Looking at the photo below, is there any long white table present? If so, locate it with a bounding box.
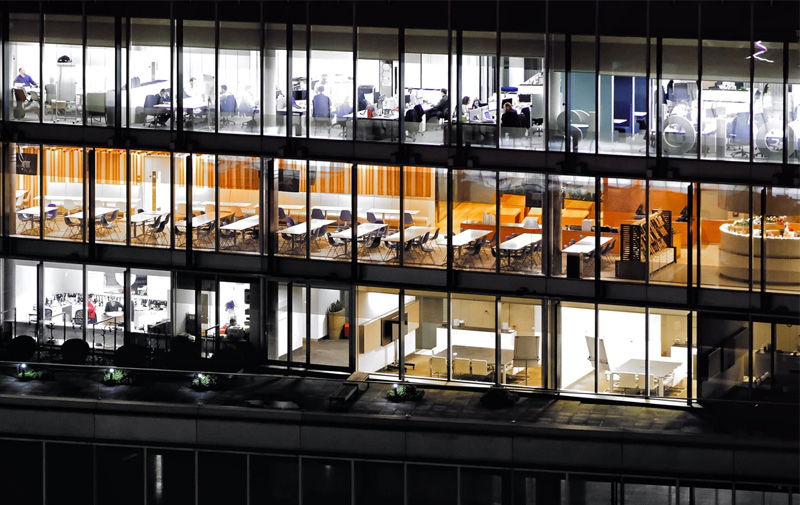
[562,236,613,278]
[66,207,116,219]
[280,219,335,235]
[175,214,214,228]
[384,226,431,243]
[331,223,387,256]
[613,358,682,396]
[220,215,260,247]
[311,205,348,218]
[500,233,541,250]
[367,208,419,221]
[17,206,41,217]
[130,211,169,237]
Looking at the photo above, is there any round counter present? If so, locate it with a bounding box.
[718,223,800,285]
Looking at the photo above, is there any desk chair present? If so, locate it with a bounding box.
[326,232,347,258]
[44,204,58,232]
[728,112,751,158]
[471,359,489,377]
[143,94,160,127]
[452,357,471,377]
[219,94,238,129]
[338,209,352,230]
[17,212,37,235]
[12,88,29,119]
[430,356,447,378]
[86,92,106,124]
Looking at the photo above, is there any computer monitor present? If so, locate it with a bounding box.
[405,94,411,104]
[481,106,493,122]
[518,93,532,103]
[502,98,514,107]
[292,90,307,101]
[468,108,482,123]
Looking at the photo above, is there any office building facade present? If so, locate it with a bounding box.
[0,0,797,500]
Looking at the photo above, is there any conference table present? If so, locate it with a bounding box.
[279,219,336,253]
[384,226,433,261]
[562,236,613,278]
[436,345,515,381]
[130,211,169,237]
[330,223,387,256]
[220,215,260,246]
[499,233,541,270]
[66,207,116,219]
[613,358,681,396]
[447,229,491,263]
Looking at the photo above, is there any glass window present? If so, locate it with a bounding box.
[356,164,400,265]
[500,297,543,388]
[404,29,449,145]
[2,259,39,343]
[147,449,195,505]
[0,440,43,505]
[10,143,42,238]
[43,146,85,242]
[356,286,400,378]
[402,165,446,268]
[599,177,642,282]
[405,290,448,380]
[129,269,171,354]
[736,488,791,505]
[761,187,800,293]
[648,180,694,286]
[701,40,750,161]
[598,305,646,397]
[660,39,699,159]
[309,25,352,140]
[268,281,288,362]
[500,32,545,151]
[302,459,351,505]
[567,35,596,153]
[462,31,497,148]
[182,20,215,132]
[218,156,260,254]
[788,43,799,164]
[558,301,595,393]
[753,41,784,163]
[753,322,800,404]
[96,446,144,505]
[288,283,307,364]
[275,159,307,258]
[598,37,648,155]
[290,24,308,138]
[649,309,692,400]
[174,153,190,250]
[696,312,750,402]
[452,169,496,272]
[44,14,83,125]
[264,23,288,137]
[451,293,496,382]
[8,13,41,123]
[190,154,216,251]
[561,477,615,505]
[309,161,352,261]
[308,286,350,367]
[130,150,172,248]
[461,468,511,505]
[625,481,677,505]
[129,18,172,129]
[87,265,125,352]
[94,148,127,245]
[250,456,298,505]
[700,184,751,290]
[688,484,733,505]
[86,16,115,127]
[354,461,403,505]
[498,171,544,275]
[549,175,596,278]
[219,21,261,134]
[547,33,566,151]
[198,452,246,505]
[407,464,457,505]
[43,262,84,348]
[46,443,92,505]
[356,28,399,142]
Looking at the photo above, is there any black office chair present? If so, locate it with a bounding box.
[143,94,160,127]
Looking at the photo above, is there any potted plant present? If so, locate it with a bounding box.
[327,300,346,340]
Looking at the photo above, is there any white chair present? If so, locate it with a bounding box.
[471,359,489,376]
[452,357,471,377]
[617,372,639,393]
[429,356,447,378]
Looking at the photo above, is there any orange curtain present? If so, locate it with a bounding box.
[356,164,432,198]
[95,149,126,184]
[404,165,433,198]
[218,157,259,190]
[174,155,215,187]
[42,147,84,194]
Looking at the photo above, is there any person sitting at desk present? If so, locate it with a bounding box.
[14,67,37,87]
[425,88,450,120]
[154,88,171,125]
[312,86,332,119]
[336,97,353,118]
[501,102,522,128]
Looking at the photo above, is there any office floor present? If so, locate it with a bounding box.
[285,338,349,367]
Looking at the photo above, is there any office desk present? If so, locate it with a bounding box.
[562,236,613,278]
[281,219,336,235]
[500,233,541,250]
[331,223,387,256]
[367,208,419,221]
[130,211,168,237]
[613,358,681,396]
[220,215,260,246]
[384,226,431,243]
[311,205,349,218]
[67,207,116,219]
[447,229,491,262]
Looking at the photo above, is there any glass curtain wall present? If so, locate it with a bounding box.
[547,33,566,151]
[43,146,85,242]
[308,286,350,367]
[549,175,596,278]
[43,14,83,125]
[404,290,448,380]
[597,304,645,397]
[648,180,694,287]
[173,153,189,249]
[190,154,216,251]
[8,12,41,123]
[649,308,692,399]
[308,160,352,261]
[94,148,127,245]
[598,177,641,283]
[699,184,751,290]
[86,16,115,127]
[43,262,84,347]
[598,37,648,155]
[356,28,399,142]
[752,41,784,163]
[9,143,42,238]
[130,150,171,248]
[499,32,545,150]
[129,269,171,352]
[498,171,544,275]
[659,39,699,158]
[788,43,800,164]
[3,260,39,342]
[129,18,172,129]
[182,20,215,132]
[217,156,260,254]
[404,29,449,145]
[290,24,308,138]
[219,21,261,134]
[309,25,352,140]
[568,35,596,153]
[264,23,287,136]
[762,186,800,293]
[461,31,497,148]
[557,301,595,393]
[87,265,125,352]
